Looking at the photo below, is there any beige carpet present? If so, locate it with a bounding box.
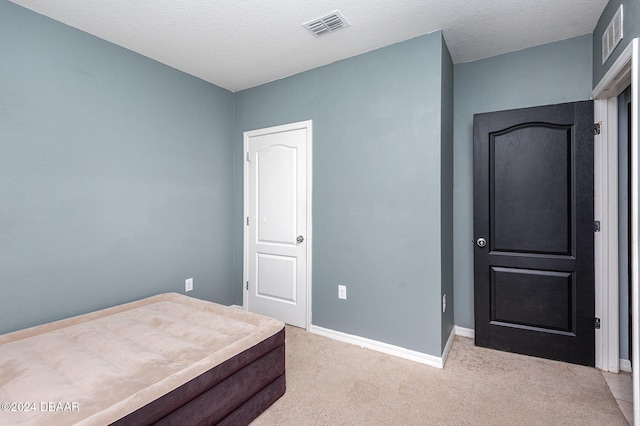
[252,326,628,425]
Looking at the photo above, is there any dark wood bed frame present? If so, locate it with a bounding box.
[111,327,285,425]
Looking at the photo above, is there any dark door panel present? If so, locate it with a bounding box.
[491,267,573,332]
[474,101,594,366]
[491,124,572,254]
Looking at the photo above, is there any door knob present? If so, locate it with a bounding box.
[476,238,487,248]
[297,235,304,243]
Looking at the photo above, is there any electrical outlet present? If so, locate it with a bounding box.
[185,278,193,292]
[338,285,347,300]
[442,294,446,313]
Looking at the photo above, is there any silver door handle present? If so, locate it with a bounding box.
[297,235,304,243]
[476,238,487,248]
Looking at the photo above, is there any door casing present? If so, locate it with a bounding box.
[242,120,313,330]
[592,38,639,424]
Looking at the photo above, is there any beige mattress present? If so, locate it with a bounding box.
[0,293,284,425]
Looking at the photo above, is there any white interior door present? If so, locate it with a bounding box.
[243,121,311,328]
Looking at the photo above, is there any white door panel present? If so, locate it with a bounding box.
[257,145,297,244]
[244,121,311,328]
[256,253,297,303]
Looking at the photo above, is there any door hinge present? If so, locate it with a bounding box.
[246,216,249,226]
[594,220,601,232]
[595,317,601,329]
[594,122,602,135]
[246,152,250,162]
[246,281,249,290]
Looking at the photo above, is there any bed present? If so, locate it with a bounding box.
[0,293,285,425]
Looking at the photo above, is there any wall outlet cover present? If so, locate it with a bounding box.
[338,285,347,300]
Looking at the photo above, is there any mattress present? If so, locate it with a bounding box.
[0,293,285,425]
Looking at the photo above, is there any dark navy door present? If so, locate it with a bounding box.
[473,101,595,366]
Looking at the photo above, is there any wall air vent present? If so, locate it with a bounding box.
[303,10,350,37]
[602,5,623,65]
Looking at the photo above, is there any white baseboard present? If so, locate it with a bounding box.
[309,325,450,369]
[229,304,243,310]
[620,359,633,373]
[455,326,475,338]
[441,326,456,367]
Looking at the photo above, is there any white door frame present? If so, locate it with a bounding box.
[242,120,313,330]
[592,38,638,424]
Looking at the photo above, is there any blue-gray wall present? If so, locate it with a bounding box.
[234,32,451,356]
[2,0,615,360]
[0,1,235,334]
[618,86,632,361]
[593,0,640,87]
[453,35,594,329]
[440,38,455,351]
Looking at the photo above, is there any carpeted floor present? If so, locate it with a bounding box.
[252,326,628,425]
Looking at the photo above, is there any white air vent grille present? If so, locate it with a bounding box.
[602,5,623,65]
[303,10,350,37]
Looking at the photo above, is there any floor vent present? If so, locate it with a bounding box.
[602,5,623,65]
[303,10,350,37]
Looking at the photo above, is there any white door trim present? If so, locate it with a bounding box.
[591,38,638,425]
[593,96,620,373]
[242,120,313,331]
[631,39,639,426]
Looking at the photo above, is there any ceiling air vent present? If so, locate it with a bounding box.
[303,10,350,37]
[602,5,623,65]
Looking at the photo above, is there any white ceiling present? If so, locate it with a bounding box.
[10,0,609,92]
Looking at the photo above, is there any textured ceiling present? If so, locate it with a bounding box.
[9,0,608,92]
